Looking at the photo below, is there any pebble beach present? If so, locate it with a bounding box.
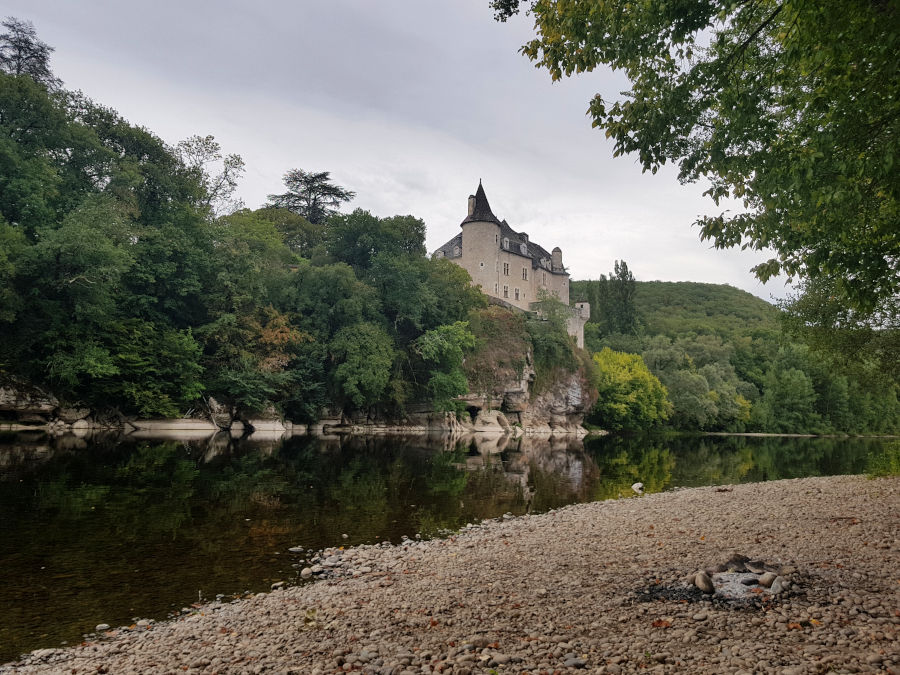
[3,474,898,675]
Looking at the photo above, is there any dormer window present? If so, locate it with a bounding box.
[436,250,444,258]
[453,245,461,257]
[502,237,509,249]
[519,243,528,255]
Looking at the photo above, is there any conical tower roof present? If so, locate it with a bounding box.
[461,181,501,226]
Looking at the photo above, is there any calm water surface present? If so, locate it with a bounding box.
[0,430,895,661]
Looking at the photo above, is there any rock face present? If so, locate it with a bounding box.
[0,380,59,422]
[315,347,594,437]
[512,368,594,434]
[56,407,90,424]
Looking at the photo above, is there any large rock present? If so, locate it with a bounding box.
[526,370,595,432]
[694,570,715,594]
[473,410,510,433]
[0,380,59,419]
[205,396,233,429]
[57,407,90,423]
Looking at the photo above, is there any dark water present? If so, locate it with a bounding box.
[0,430,896,661]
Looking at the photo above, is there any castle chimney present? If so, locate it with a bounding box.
[467,195,476,216]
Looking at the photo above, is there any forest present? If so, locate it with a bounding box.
[0,19,588,426]
[1,18,897,435]
[573,268,900,434]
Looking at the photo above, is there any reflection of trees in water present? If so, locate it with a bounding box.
[585,433,886,490]
[583,435,675,499]
[1,430,891,556]
[668,435,877,485]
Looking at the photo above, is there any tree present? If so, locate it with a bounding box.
[255,206,324,257]
[0,216,26,321]
[267,168,355,224]
[608,260,637,334]
[589,347,671,430]
[493,0,899,314]
[0,17,61,89]
[414,322,476,411]
[175,135,245,217]
[780,277,900,386]
[330,322,395,409]
[528,290,578,381]
[325,209,426,271]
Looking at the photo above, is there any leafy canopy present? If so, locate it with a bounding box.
[0,17,61,89]
[493,0,900,313]
[267,168,355,224]
[589,347,671,430]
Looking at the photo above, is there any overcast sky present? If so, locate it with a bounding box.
[9,0,790,301]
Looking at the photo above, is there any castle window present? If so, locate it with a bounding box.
[436,251,444,258]
[502,237,509,249]
[503,262,509,276]
[494,283,499,294]
[453,245,460,257]
[515,288,520,301]
[495,234,499,243]
[522,267,528,280]
[503,285,509,298]
[480,261,484,267]
[542,271,546,285]
[520,243,527,255]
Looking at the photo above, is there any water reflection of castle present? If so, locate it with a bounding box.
[456,434,594,512]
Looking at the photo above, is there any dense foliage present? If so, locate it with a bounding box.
[574,274,900,434]
[0,39,502,422]
[588,348,671,431]
[493,0,899,319]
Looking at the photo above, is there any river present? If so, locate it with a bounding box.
[0,429,895,661]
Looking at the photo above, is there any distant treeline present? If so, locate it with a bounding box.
[572,275,900,434]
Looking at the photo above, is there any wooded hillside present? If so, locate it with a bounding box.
[573,276,899,434]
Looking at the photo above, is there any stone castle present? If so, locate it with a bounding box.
[434,182,589,347]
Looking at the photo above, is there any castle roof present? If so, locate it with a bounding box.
[460,181,501,226]
[498,219,554,267]
[433,232,462,259]
[433,183,567,274]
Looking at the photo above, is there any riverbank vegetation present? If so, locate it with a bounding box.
[1,19,895,435]
[573,273,900,434]
[0,20,591,424]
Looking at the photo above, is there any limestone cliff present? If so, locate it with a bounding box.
[318,345,595,437]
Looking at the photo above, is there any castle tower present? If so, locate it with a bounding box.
[458,181,502,298]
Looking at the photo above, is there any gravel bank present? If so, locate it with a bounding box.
[3,475,898,675]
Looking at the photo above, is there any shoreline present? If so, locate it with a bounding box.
[4,421,897,441]
[2,474,897,674]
